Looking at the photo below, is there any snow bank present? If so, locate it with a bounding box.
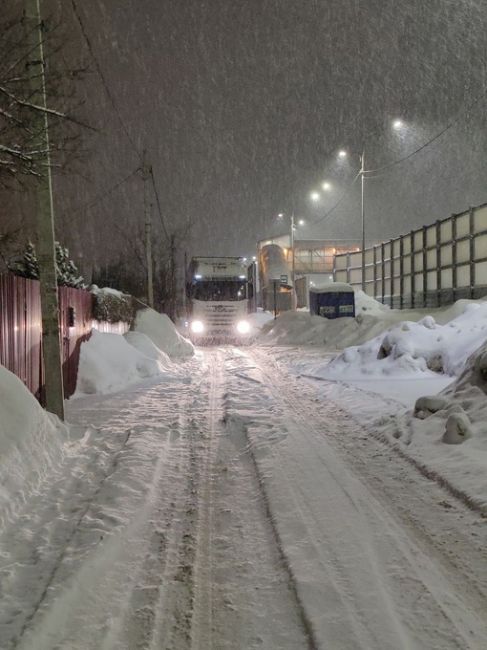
[134,308,194,359]
[0,365,67,528]
[385,340,487,509]
[324,302,487,380]
[76,330,163,395]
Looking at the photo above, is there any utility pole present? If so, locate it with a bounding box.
[25,0,64,419]
[168,233,176,321]
[142,150,154,308]
[360,150,366,292]
[290,213,296,310]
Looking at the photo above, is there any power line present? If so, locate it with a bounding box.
[310,172,361,226]
[364,84,487,175]
[70,0,143,166]
[71,0,170,241]
[66,167,140,216]
[149,167,170,241]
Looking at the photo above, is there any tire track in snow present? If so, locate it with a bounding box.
[221,410,320,650]
[243,347,487,649]
[6,428,133,650]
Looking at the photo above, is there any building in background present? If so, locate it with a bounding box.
[257,236,365,310]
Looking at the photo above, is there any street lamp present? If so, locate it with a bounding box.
[322,181,332,191]
[276,212,304,310]
[310,191,320,202]
[337,148,366,291]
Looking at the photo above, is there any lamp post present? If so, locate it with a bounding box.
[360,150,365,292]
[338,149,366,291]
[278,212,303,310]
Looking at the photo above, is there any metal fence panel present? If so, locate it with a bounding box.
[333,202,487,308]
[0,274,130,403]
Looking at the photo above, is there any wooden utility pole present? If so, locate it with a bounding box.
[168,233,176,321]
[25,0,64,419]
[142,150,154,308]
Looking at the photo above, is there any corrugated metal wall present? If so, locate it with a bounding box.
[0,274,129,402]
[0,275,43,401]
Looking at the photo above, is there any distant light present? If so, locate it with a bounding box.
[322,181,332,191]
[194,274,202,279]
[310,281,314,286]
[252,255,256,260]
[277,212,284,218]
[298,219,305,226]
[239,274,246,279]
[338,150,347,159]
[243,257,247,262]
[393,119,404,130]
[329,275,333,280]
[310,192,320,202]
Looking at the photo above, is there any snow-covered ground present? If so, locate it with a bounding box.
[1,347,486,649]
[1,296,487,649]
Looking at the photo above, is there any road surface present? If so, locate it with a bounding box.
[0,346,486,649]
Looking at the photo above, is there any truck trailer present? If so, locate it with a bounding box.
[186,256,255,341]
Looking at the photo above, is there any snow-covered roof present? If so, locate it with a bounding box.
[309,282,354,293]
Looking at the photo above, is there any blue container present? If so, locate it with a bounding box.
[309,283,355,319]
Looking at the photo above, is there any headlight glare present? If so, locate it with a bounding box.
[236,320,250,334]
[191,320,205,334]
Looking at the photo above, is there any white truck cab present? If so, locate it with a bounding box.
[187,257,253,341]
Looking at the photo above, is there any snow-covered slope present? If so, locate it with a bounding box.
[0,365,67,528]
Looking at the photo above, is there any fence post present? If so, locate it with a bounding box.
[469,207,475,298]
[381,242,385,305]
[436,220,442,307]
[346,253,351,285]
[373,246,377,299]
[422,226,428,308]
[452,214,457,302]
[399,235,404,309]
[389,239,394,308]
[410,231,416,308]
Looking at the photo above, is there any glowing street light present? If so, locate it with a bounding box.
[310,191,320,202]
[322,181,332,191]
[392,119,404,130]
[338,150,348,159]
[298,219,305,226]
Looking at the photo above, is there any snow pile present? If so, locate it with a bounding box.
[385,341,487,508]
[0,365,67,528]
[76,330,164,395]
[134,308,194,358]
[325,302,487,380]
[247,309,274,333]
[124,331,172,369]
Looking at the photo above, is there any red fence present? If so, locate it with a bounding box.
[0,274,128,402]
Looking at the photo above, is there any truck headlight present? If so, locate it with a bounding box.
[236,320,250,334]
[191,320,205,334]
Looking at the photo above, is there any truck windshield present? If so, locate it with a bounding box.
[193,280,247,301]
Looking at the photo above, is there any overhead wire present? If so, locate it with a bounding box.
[364,83,487,175]
[67,167,140,216]
[70,0,142,166]
[70,0,171,241]
[310,172,361,226]
[306,84,487,229]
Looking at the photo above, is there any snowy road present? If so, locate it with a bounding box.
[1,346,486,649]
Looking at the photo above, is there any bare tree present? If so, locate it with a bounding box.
[0,7,90,186]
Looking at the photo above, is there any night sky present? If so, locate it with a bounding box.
[41,0,487,270]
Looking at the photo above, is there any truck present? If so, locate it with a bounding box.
[186,256,255,341]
